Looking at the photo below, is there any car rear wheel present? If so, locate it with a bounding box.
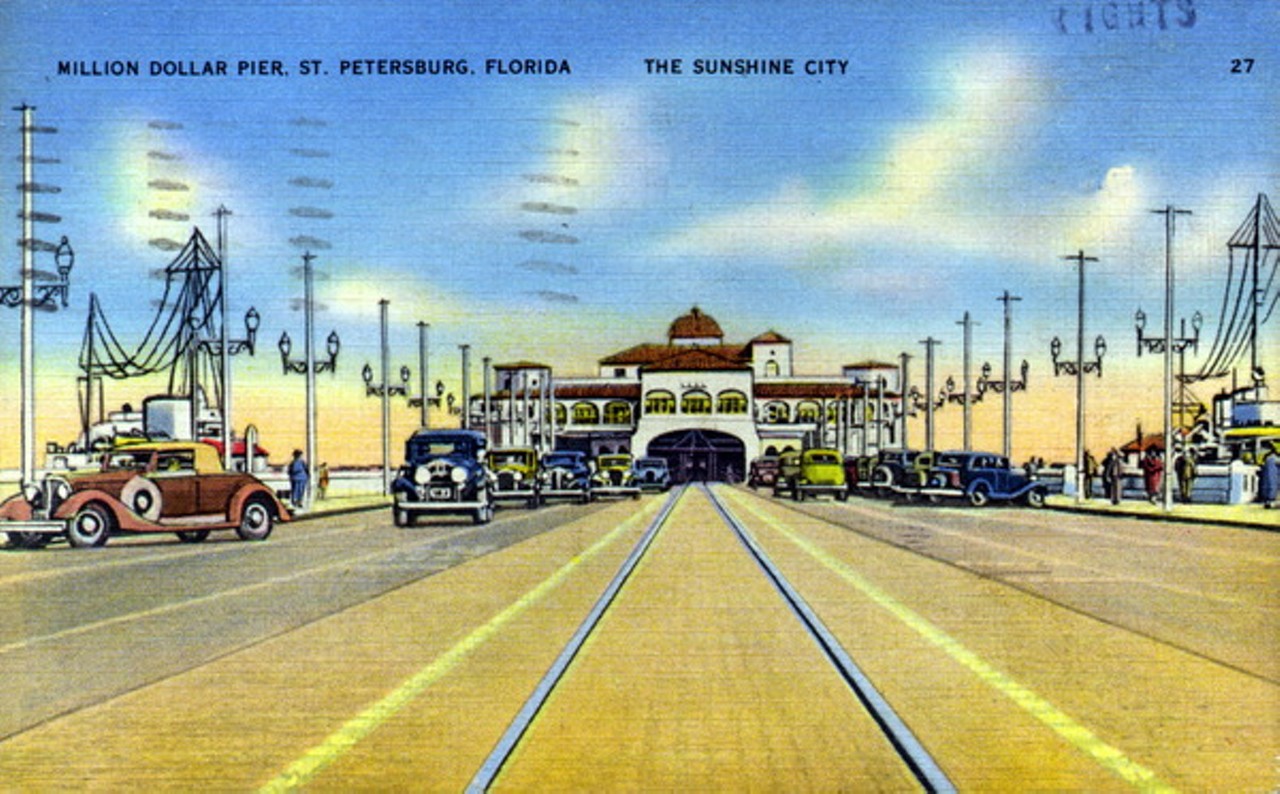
[176,530,210,543]
[236,496,274,541]
[967,484,991,508]
[67,503,113,548]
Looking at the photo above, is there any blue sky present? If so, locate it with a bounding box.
[0,0,1275,460]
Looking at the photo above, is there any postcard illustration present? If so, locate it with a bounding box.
[0,1,1276,790]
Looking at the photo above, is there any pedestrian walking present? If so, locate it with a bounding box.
[1083,449,1098,499]
[1259,447,1279,509]
[1103,447,1124,505]
[288,449,309,510]
[1139,447,1163,504]
[1175,449,1197,503]
[317,462,330,500]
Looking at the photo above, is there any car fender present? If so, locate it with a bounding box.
[53,489,139,529]
[0,492,35,521]
[229,484,292,523]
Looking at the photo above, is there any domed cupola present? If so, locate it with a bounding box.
[667,306,723,347]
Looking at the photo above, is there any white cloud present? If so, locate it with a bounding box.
[661,44,1152,271]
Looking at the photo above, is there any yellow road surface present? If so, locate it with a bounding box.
[493,486,922,791]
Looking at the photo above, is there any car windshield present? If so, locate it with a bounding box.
[491,451,531,467]
[599,456,630,468]
[637,459,666,470]
[805,452,840,464]
[936,453,969,466]
[543,453,580,468]
[103,450,153,471]
[407,435,476,461]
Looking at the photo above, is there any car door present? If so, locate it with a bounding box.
[150,450,199,517]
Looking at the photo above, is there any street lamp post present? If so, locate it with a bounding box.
[278,252,340,510]
[1135,205,1195,511]
[361,299,410,495]
[1051,249,1104,503]
[917,337,943,451]
[979,291,1025,459]
[459,344,471,430]
[2,105,73,487]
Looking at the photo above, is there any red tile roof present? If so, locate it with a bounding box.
[643,347,751,372]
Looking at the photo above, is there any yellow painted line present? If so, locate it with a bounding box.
[259,497,667,793]
[724,489,1178,793]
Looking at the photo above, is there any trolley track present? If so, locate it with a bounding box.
[469,483,954,792]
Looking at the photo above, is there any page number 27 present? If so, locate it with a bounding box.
[1230,58,1254,74]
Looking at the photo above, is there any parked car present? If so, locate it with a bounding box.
[791,448,848,501]
[772,449,803,498]
[592,453,640,499]
[489,447,541,508]
[748,455,780,490]
[0,440,290,549]
[539,449,592,503]
[391,429,494,526]
[921,451,1047,507]
[634,457,672,492]
[869,449,936,497]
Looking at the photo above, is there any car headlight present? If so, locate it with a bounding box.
[22,482,42,506]
[450,466,467,484]
[413,465,432,486]
[513,471,524,483]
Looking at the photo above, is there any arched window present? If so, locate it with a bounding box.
[645,389,675,415]
[681,389,712,415]
[764,360,780,377]
[796,401,821,422]
[717,389,748,414]
[764,401,790,424]
[603,401,633,425]
[826,402,842,423]
[572,401,599,424]
[554,403,567,426]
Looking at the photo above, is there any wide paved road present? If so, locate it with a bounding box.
[0,487,1274,791]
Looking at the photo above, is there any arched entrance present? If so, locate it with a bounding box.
[646,429,746,484]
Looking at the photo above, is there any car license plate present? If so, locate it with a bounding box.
[429,487,454,500]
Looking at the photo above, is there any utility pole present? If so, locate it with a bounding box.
[920,337,941,451]
[418,322,430,428]
[997,291,1021,459]
[379,299,391,494]
[1052,250,1103,503]
[1153,205,1193,511]
[899,352,911,450]
[957,312,977,450]
[459,344,471,430]
[17,104,35,486]
[482,356,492,442]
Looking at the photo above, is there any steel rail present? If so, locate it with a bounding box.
[702,484,956,794]
[466,485,685,793]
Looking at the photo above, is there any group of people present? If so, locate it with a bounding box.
[1082,444,1280,508]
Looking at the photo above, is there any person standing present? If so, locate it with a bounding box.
[288,449,309,510]
[1259,447,1279,509]
[1139,447,1164,504]
[317,462,330,500]
[1082,449,1098,499]
[1175,449,1197,503]
[1103,448,1125,505]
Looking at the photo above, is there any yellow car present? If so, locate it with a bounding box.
[789,448,848,501]
[489,447,541,508]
